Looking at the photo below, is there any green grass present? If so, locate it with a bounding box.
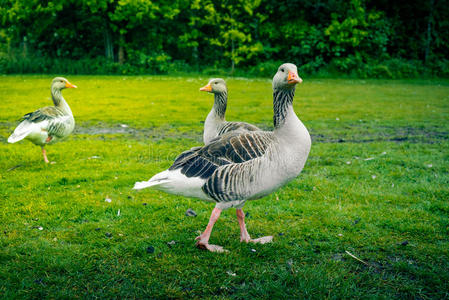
[0,75,448,299]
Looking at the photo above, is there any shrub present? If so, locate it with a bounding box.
[370,65,393,78]
[247,61,283,77]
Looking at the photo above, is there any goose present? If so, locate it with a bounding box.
[200,78,260,144]
[134,63,311,252]
[8,77,77,163]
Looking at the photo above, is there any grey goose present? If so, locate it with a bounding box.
[200,78,260,144]
[134,63,311,252]
[8,77,77,163]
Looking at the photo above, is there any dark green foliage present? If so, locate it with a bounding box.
[0,0,448,77]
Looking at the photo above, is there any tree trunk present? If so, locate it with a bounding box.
[231,37,235,75]
[7,37,12,58]
[424,0,434,64]
[22,36,28,58]
[104,25,114,61]
[192,46,199,71]
[230,10,235,75]
[118,34,125,65]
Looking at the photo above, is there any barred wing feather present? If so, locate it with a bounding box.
[217,121,260,136]
[168,131,275,201]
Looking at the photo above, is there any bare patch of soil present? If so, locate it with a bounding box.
[2,122,447,144]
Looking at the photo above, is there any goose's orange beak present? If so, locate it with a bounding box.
[287,71,302,85]
[65,81,77,88]
[199,84,212,92]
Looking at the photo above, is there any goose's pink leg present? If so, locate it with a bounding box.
[236,208,251,242]
[41,147,49,164]
[236,208,273,244]
[195,207,227,252]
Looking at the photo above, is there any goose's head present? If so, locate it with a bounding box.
[52,77,77,90]
[273,63,302,90]
[199,78,227,94]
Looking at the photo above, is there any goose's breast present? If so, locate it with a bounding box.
[52,115,75,138]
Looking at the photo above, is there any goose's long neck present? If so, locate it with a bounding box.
[273,88,295,129]
[204,91,227,143]
[51,87,73,116]
[211,92,227,120]
[273,87,311,161]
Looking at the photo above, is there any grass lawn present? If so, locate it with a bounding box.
[0,74,448,299]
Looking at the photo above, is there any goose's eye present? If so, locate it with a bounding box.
[214,82,218,85]
[281,68,285,72]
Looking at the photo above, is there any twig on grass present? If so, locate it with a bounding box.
[7,164,22,172]
[345,250,370,266]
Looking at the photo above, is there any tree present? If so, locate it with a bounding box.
[181,0,264,73]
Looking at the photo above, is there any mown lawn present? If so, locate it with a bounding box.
[0,75,448,299]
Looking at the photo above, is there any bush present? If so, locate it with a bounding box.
[0,50,447,79]
[369,65,393,78]
[299,57,326,77]
[383,59,421,78]
[424,58,449,77]
[0,51,198,75]
[247,61,283,77]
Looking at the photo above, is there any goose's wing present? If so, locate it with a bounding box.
[218,121,261,136]
[202,131,277,202]
[169,131,275,180]
[8,106,66,143]
[134,131,276,200]
[21,106,70,137]
[21,106,64,122]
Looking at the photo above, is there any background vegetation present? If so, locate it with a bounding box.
[0,76,448,298]
[1,0,448,77]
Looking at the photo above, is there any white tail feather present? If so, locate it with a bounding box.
[133,178,170,190]
[8,121,36,143]
[133,169,172,190]
[133,169,210,200]
[8,132,28,143]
